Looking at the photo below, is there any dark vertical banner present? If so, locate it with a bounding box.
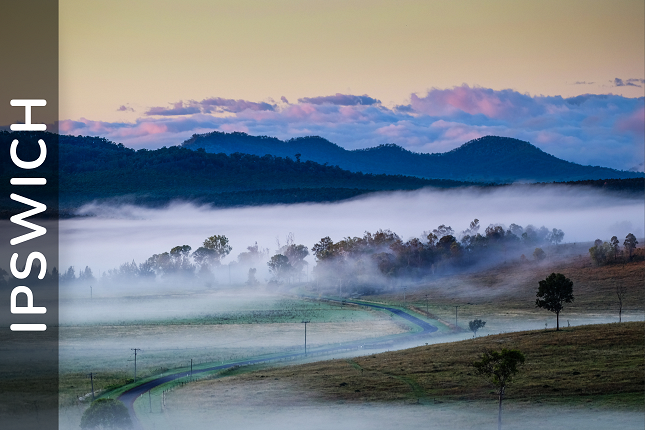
[0,1,59,430]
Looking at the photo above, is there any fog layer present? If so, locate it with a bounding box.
[60,185,643,273]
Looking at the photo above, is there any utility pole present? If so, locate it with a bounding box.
[148,391,152,413]
[302,320,311,355]
[425,294,429,314]
[190,359,193,379]
[87,372,95,401]
[403,287,407,305]
[454,306,460,328]
[131,348,141,382]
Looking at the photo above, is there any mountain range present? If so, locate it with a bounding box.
[1,131,641,213]
[181,132,643,183]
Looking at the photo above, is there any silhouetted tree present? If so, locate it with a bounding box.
[312,236,335,260]
[546,228,564,245]
[616,283,626,323]
[203,235,232,261]
[78,266,95,281]
[624,233,638,260]
[469,319,486,337]
[60,266,76,282]
[267,254,291,281]
[472,348,525,430]
[610,236,620,260]
[535,273,574,331]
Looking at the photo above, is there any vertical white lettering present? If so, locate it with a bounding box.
[10,286,47,314]
[10,99,47,131]
[10,252,47,279]
[9,194,47,245]
[10,139,47,169]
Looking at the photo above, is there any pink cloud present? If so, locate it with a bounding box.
[411,84,541,120]
[376,124,407,137]
[615,107,645,135]
[58,88,643,170]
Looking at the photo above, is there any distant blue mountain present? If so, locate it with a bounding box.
[181,132,643,183]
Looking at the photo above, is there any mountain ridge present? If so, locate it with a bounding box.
[181,132,643,183]
[0,131,641,212]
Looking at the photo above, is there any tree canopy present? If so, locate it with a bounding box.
[468,319,486,337]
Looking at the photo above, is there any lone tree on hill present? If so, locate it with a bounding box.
[535,273,574,331]
[472,348,525,430]
[469,319,486,337]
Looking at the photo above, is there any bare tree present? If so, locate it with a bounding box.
[616,283,627,323]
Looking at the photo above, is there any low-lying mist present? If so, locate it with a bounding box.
[61,185,643,275]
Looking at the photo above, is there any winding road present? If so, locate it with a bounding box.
[118,299,439,426]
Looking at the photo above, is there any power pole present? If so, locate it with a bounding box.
[425,294,429,315]
[190,358,193,379]
[148,391,152,413]
[454,306,460,328]
[302,320,311,355]
[87,372,95,401]
[403,287,406,305]
[131,348,141,382]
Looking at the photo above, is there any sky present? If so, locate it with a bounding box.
[59,0,644,170]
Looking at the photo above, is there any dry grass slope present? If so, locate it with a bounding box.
[365,257,644,322]
[175,322,644,409]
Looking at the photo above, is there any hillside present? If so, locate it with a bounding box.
[169,322,644,407]
[181,132,643,183]
[0,131,472,211]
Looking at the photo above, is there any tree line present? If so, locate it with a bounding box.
[310,220,564,291]
[56,220,572,291]
[588,233,640,265]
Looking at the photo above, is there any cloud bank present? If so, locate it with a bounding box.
[60,85,645,170]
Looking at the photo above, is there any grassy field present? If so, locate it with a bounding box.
[57,294,409,407]
[167,322,644,409]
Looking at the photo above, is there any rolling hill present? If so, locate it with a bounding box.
[0,131,473,211]
[181,132,643,183]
